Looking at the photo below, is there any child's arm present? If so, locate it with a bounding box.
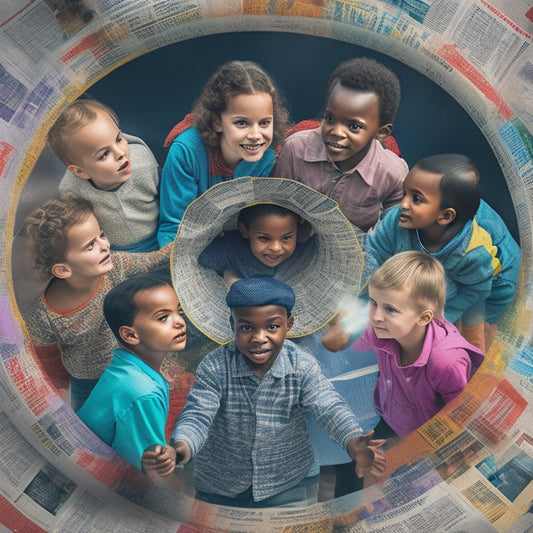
[158,139,202,247]
[321,312,351,352]
[346,431,386,479]
[141,444,177,476]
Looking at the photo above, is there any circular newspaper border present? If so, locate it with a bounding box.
[1,3,531,531]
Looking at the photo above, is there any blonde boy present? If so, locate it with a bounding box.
[49,99,160,252]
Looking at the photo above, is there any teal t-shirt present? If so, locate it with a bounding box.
[78,347,169,469]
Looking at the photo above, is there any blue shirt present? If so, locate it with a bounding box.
[78,348,169,469]
[364,201,521,323]
[172,341,363,502]
[158,126,276,246]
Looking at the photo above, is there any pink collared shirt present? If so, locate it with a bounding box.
[351,318,485,438]
[272,126,408,232]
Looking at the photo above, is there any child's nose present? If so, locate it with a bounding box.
[247,125,261,139]
[401,196,409,209]
[252,329,267,342]
[329,122,345,137]
[269,240,282,251]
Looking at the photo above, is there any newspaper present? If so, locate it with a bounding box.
[0,0,533,531]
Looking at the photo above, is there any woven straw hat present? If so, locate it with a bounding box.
[171,177,363,344]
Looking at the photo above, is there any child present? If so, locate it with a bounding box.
[272,57,408,232]
[363,153,521,352]
[324,251,485,493]
[157,60,290,246]
[197,203,316,281]
[77,274,185,472]
[149,276,385,508]
[23,195,171,410]
[49,98,160,252]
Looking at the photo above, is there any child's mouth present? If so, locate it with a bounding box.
[241,143,264,153]
[118,160,131,172]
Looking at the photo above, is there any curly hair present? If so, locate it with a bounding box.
[326,57,401,126]
[47,99,118,165]
[25,195,94,280]
[193,60,289,152]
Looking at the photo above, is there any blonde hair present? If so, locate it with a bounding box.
[369,251,446,317]
[48,99,119,165]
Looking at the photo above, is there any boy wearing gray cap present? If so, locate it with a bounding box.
[146,276,385,507]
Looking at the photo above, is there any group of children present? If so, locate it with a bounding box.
[21,55,521,508]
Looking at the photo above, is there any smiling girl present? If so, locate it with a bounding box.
[157,60,290,246]
[23,195,172,410]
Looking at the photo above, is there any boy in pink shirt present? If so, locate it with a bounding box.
[322,251,484,492]
[272,57,408,232]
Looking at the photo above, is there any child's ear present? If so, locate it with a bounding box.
[375,123,393,142]
[437,208,456,226]
[119,325,140,345]
[287,315,294,331]
[238,222,249,239]
[51,263,72,279]
[67,164,91,181]
[417,310,433,326]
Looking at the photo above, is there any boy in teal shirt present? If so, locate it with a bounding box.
[78,274,186,472]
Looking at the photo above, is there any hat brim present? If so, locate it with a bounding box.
[171,177,363,344]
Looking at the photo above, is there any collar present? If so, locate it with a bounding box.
[208,148,234,180]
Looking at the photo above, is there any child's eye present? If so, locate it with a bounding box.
[240,325,252,332]
[282,235,294,241]
[385,306,398,313]
[349,123,362,132]
[99,150,110,160]
[267,324,280,331]
[322,113,333,123]
[259,119,271,127]
[158,314,169,322]
[412,194,423,203]
[234,119,247,127]
[257,236,270,242]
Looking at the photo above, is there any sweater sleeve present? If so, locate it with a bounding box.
[170,354,222,456]
[299,354,363,449]
[158,136,205,247]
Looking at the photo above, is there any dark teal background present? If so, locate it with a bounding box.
[87,31,518,240]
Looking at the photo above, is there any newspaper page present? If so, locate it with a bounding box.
[0,0,532,532]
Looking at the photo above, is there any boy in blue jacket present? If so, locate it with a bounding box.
[363,153,521,352]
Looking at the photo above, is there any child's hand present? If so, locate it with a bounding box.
[142,445,177,477]
[347,431,386,481]
[321,311,351,352]
[173,440,191,465]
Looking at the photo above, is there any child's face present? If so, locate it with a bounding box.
[399,167,446,230]
[66,109,132,191]
[368,284,429,347]
[238,214,299,268]
[215,92,273,169]
[232,304,294,376]
[60,213,113,279]
[126,284,187,358]
[321,82,385,171]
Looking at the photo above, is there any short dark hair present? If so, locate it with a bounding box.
[325,57,401,126]
[416,154,480,225]
[104,273,173,342]
[237,203,300,229]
